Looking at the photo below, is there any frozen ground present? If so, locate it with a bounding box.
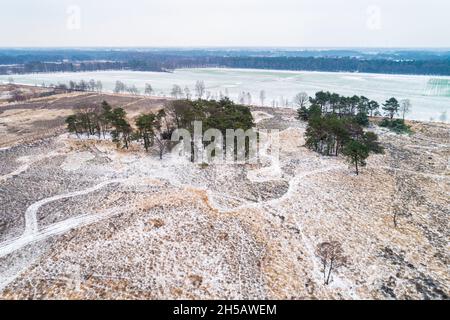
[0,106,449,300]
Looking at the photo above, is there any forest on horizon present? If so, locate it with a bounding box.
[1,48,449,76]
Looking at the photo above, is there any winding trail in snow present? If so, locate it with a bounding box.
[0,179,126,259]
[209,164,344,214]
[0,206,124,259]
[0,178,129,292]
[23,179,125,236]
[0,206,126,291]
[265,164,344,207]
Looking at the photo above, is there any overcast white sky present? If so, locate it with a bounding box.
[1,0,449,47]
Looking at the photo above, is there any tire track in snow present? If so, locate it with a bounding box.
[0,179,126,260]
[23,179,125,236]
[0,205,124,259]
[0,206,126,291]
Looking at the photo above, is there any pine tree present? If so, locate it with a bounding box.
[342,140,369,175]
[135,113,156,152]
[383,98,400,120]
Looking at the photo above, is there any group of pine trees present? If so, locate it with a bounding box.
[300,91,385,175]
[65,98,255,160]
[166,97,254,135]
[65,100,174,157]
[65,101,139,150]
[164,97,255,161]
[65,91,406,172]
[297,91,381,124]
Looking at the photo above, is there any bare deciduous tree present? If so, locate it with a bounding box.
[195,80,205,99]
[153,109,175,160]
[127,85,139,95]
[144,83,154,96]
[238,92,245,104]
[294,92,309,109]
[399,99,411,120]
[114,80,126,93]
[89,79,96,92]
[316,241,347,285]
[96,80,103,92]
[259,90,266,106]
[246,92,252,105]
[184,86,191,100]
[171,84,183,99]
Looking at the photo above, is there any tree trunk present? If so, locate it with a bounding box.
[326,260,334,285]
[144,135,149,152]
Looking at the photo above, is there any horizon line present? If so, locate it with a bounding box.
[1,46,450,51]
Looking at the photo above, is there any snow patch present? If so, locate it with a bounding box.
[61,151,95,171]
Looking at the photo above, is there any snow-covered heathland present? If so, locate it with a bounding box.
[0,106,448,299]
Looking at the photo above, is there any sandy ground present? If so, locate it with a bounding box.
[0,95,449,300]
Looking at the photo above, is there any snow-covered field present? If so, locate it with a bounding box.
[1,68,449,122]
[0,107,448,299]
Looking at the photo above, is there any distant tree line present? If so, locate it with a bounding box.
[2,52,449,76]
[0,61,162,75]
[193,56,450,76]
[2,48,449,64]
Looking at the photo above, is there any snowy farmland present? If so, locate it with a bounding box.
[1,68,449,122]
